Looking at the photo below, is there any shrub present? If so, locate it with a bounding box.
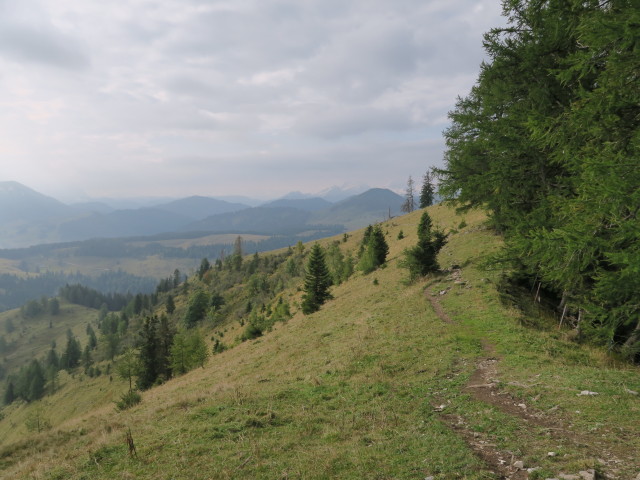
[115,390,142,411]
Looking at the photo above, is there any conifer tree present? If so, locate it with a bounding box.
[166,294,175,315]
[136,316,159,390]
[401,211,447,281]
[61,330,81,371]
[359,225,389,274]
[301,244,333,315]
[184,290,209,328]
[419,168,435,208]
[156,314,175,380]
[438,0,640,354]
[197,258,211,279]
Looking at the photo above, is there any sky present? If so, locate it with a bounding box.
[0,0,504,202]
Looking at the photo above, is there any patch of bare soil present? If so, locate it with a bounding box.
[464,343,560,430]
[437,407,529,479]
[425,290,455,324]
[427,283,634,479]
[463,344,640,479]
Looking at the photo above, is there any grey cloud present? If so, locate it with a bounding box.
[0,14,90,70]
[0,0,504,199]
[0,25,89,69]
[296,105,414,139]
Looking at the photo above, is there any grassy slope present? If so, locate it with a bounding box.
[0,205,638,479]
[1,302,97,375]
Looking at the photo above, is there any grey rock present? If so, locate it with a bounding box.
[578,470,595,480]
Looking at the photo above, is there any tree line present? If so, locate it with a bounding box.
[438,0,639,357]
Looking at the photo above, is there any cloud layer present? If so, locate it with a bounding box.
[0,0,503,200]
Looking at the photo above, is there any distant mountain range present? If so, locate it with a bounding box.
[0,181,405,248]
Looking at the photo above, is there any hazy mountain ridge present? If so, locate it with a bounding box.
[0,182,405,248]
[260,197,333,212]
[157,196,249,220]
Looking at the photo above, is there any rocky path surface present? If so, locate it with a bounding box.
[426,270,636,480]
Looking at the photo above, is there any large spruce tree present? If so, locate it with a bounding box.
[439,0,640,356]
[301,244,333,315]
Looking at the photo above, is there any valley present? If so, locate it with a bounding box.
[0,206,637,479]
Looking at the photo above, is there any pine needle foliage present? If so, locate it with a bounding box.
[301,244,333,315]
[358,224,389,274]
[438,0,640,356]
[401,211,447,281]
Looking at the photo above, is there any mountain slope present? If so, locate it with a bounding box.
[260,197,333,212]
[57,208,194,241]
[185,206,314,234]
[0,181,73,223]
[0,182,76,248]
[0,206,639,479]
[157,196,249,220]
[311,187,404,229]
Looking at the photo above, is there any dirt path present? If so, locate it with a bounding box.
[426,284,633,479]
[425,291,455,325]
[426,288,529,478]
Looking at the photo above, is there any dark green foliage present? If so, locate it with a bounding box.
[439,0,640,355]
[369,226,389,267]
[210,293,225,310]
[136,316,160,390]
[5,359,47,404]
[240,323,263,341]
[212,338,227,354]
[45,346,59,369]
[0,270,155,313]
[359,225,389,274]
[60,330,82,371]
[115,389,142,411]
[165,294,175,315]
[184,290,210,328]
[401,211,447,281]
[197,258,211,280]
[156,315,175,380]
[86,324,98,350]
[419,169,435,208]
[59,284,133,311]
[301,244,333,315]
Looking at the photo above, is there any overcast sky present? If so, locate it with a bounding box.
[0,0,504,202]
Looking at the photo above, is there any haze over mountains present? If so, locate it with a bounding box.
[0,181,404,249]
